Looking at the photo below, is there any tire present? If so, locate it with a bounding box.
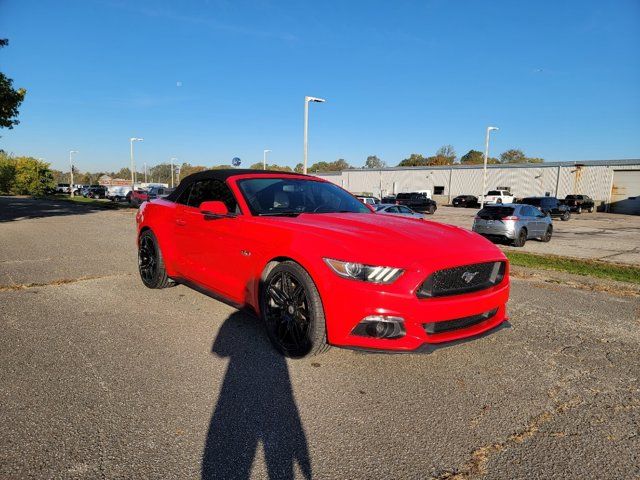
[588,206,594,213]
[260,261,329,358]
[428,205,436,215]
[577,206,582,214]
[513,228,527,247]
[541,225,552,242]
[497,198,503,204]
[138,230,171,289]
[561,211,570,221]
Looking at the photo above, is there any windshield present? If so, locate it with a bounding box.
[522,198,542,206]
[487,190,501,196]
[237,178,371,216]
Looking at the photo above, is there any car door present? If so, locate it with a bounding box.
[523,206,542,236]
[174,179,246,302]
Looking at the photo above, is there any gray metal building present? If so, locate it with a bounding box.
[315,159,640,215]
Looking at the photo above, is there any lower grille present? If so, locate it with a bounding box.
[417,261,506,298]
[423,308,498,335]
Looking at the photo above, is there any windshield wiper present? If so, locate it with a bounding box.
[258,212,301,217]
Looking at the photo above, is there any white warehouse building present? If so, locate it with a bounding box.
[315,159,640,215]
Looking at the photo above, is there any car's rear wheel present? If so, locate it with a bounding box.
[261,261,329,358]
[561,211,570,221]
[497,198,503,204]
[541,225,553,242]
[427,205,436,214]
[588,206,594,213]
[577,206,582,214]
[138,230,171,289]
[513,228,527,247]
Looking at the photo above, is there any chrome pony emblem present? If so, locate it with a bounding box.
[461,271,479,284]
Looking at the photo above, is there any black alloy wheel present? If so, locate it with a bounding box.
[561,211,570,221]
[261,262,328,358]
[138,230,170,289]
[541,225,553,242]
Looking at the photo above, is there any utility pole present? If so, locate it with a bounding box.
[263,149,271,170]
[69,150,78,196]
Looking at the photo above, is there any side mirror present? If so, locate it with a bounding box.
[200,200,232,218]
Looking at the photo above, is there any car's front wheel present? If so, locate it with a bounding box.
[261,261,329,358]
[138,230,171,289]
[561,211,570,221]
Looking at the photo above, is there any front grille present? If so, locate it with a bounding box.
[424,308,498,334]
[417,261,505,298]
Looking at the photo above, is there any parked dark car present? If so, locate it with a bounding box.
[564,194,595,213]
[395,192,437,214]
[452,195,478,208]
[381,195,396,204]
[85,186,107,199]
[520,197,571,221]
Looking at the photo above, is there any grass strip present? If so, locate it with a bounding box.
[39,195,128,209]
[505,251,640,285]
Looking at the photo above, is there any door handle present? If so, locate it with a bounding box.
[175,219,186,226]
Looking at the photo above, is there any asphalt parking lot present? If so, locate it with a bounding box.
[1,196,639,479]
[432,206,640,265]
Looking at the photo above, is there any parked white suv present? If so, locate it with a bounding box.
[483,190,515,205]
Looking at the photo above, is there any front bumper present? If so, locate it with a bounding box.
[321,266,510,352]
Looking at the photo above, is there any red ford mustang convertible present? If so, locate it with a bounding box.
[136,170,509,357]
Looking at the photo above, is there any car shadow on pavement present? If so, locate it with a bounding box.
[202,311,312,480]
[0,196,121,222]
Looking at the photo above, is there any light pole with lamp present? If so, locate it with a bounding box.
[303,96,325,174]
[480,126,499,209]
[129,137,143,191]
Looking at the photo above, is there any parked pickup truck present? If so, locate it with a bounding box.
[395,192,437,214]
[564,194,595,213]
[520,196,571,221]
[107,185,133,202]
[482,190,515,205]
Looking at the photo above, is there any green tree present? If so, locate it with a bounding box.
[460,150,499,165]
[0,39,26,134]
[0,151,16,193]
[426,155,454,166]
[249,162,293,172]
[294,163,304,173]
[499,149,526,164]
[436,145,456,163]
[398,153,429,167]
[364,155,385,169]
[0,153,55,195]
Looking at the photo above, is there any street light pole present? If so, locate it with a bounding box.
[480,126,499,209]
[129,137,143,191]
[144,162,147,184]
[263,149,271,170]
[170,157,177,188]
[69,150,78,196]
[303,96,326,174]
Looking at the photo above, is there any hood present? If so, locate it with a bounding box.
[270,213,504,269]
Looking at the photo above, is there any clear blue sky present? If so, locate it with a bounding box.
[1,0,639,172]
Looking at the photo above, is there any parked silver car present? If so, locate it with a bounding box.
[472,204,552,247]
[374,203,425,219]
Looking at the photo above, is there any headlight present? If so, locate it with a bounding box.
[323,258,404,284]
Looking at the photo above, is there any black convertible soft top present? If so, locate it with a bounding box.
[164,168,306,202]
